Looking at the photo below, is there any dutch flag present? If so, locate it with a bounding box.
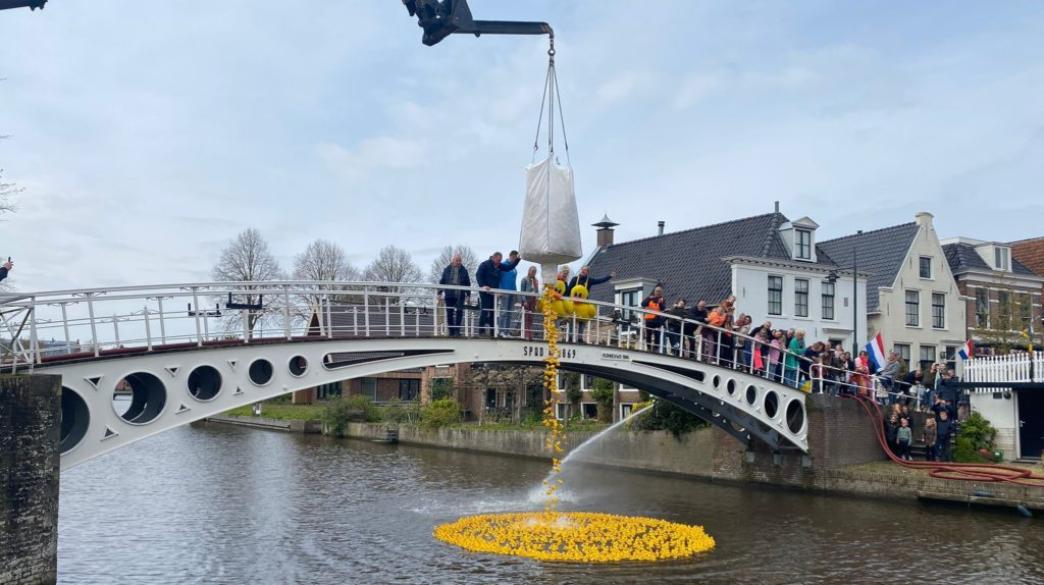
[865,332,886,373]
[957,339,974,360]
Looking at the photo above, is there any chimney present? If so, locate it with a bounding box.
[592,215,619,248]
[657,220,665,236]
[774,200,780,214]
[915,211,934,227]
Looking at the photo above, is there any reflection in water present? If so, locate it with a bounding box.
[59,424,1044,584]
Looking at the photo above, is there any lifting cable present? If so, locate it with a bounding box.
[847,394,1044,488]
[531,34,570,166]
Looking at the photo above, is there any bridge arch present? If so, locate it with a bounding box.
[42,337,809,470]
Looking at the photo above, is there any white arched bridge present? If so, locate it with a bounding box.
[1,281,813,469]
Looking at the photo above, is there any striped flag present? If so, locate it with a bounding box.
[957,339,974,360]
[865,332,886,373]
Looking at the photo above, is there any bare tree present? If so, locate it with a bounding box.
[212,228,283,332]
[293,239,359,281]
[364,245,422,284]
[292,239,359,325]
[429,244,478,284]
[0,169,18,217]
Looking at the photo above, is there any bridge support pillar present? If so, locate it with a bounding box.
[0,374,61,585]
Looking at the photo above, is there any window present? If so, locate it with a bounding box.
[919,256,933,279]
[555,403,568,420]
[620,403,634,420]
[768,276,783,315]
[919,345,937,371]
[484,388,496,410]
[795,229,812,260]
[975,288,989,328]
[581,403,598,419]
[931,293,946,329]
[894,344,911,370]
[998,291,1011,322]
[944,346,958,371]
[821,281,835,320]
[360,378,377,401]
[582,374,595,390]
[398,379,420,401]
[794,279,809,317]
[995,247,1010,271]
[905,290,920,326]
[1020,293,1032,327]
[619,288,641,324]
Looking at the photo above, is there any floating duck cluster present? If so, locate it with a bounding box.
[433,512,716,563]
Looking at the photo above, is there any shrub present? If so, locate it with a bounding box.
[590,378,615,423]
[421,398,461,429]
[954,411,999,463]
[380,397,420,424]
[322,395,379,435]
[630,399,707,438]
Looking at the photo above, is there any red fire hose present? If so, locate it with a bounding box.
[847,394,1044,488]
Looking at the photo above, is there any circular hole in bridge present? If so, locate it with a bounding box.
[288,355,308,377]
[112,372,167,425]
[249,359,274,386]
[712,375,721,389]
[764,391,779,419]
[187,365,222,402]
[726,379,736,395]
[60,387,90,454]
[785,399,805,435]
[745,385,757,406]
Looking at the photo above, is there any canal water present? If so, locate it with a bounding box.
[59,424,1044,584]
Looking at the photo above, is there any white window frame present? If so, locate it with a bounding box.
[905,290,920,327]
[919,256,933,279]
[795,229,812,260]
[995,247,1010,271]
[821,281,835,321]
[768,275,784,316]
[931,292,946,329]
[794,278,809,318]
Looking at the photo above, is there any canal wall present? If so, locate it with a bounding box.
[340,395,1044,512]
[0,374,61,585]
[205,414,323,434]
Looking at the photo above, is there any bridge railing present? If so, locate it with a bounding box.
[1,280,890,394]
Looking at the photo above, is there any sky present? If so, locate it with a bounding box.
[1,0,1043,292]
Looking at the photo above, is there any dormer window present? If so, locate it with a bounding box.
[994,247,1010,271]
[796,229,812,260]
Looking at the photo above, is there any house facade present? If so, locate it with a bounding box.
[586,209,868,351]
[942,237,1043,353]
[819,212,966,373]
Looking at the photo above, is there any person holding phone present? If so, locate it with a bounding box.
[0,258,12,283]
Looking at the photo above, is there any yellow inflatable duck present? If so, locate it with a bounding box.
[552,279,572,316]
[570,284,596,320]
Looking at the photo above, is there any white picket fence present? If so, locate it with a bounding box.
[963,351,1044,390]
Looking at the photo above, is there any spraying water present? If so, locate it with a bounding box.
[529,403,653,504]
[559,403,652,467]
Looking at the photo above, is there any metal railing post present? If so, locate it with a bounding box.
[433,292,440,336]
[363,290,371,337]
[60,303,71,354]
[144,306,153,351]
[28,299,39,366]
[87,293,100,357]
[283,287,292,341]
[400,296,406,337]
[157,297,167,345]
[326,296,334,339]
[191,287,203,347]
[243,309,250,344]
[112,314,120,348]
[493,293,500,338]
[353,305,359,336]
[385,297,391,336]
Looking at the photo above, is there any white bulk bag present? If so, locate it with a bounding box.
[519,156,582,266]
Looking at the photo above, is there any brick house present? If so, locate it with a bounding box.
[941,237,1043,353]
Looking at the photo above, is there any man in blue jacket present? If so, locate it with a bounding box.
[496,250,521,337]
[475,251,516,337]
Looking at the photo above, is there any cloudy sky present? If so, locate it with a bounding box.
[2,0,1043,292]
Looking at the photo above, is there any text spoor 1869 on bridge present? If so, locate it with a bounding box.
[522,345,576,359]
